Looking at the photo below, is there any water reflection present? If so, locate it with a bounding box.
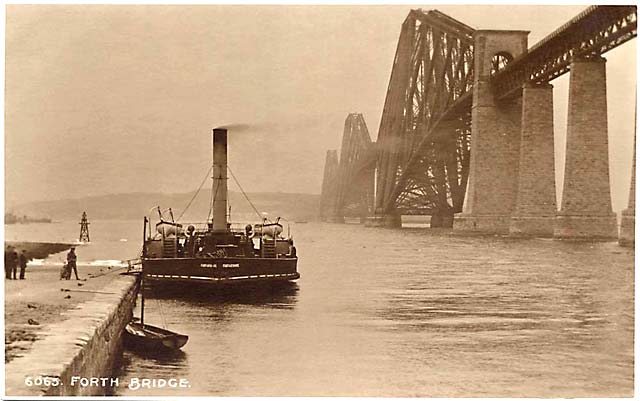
[144,282,300,308]
[124,347,188,366]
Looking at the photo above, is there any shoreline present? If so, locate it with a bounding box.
[5,241,74,260]
[5,270,139,396]
[5,262,130,364]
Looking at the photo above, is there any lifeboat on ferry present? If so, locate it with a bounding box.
[253,222,283,238]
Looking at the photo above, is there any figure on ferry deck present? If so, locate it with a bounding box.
[184,225,196,257]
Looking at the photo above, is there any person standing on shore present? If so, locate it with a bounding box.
[18,250,28,280]
[4,246,9,279]
[67,247,80,280]
[5,246,18,279]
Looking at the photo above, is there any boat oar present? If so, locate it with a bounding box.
[60,288,117,295]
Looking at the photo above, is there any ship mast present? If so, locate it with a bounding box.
[211,128,228,232]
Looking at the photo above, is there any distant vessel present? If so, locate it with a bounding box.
[4,212,52,225]
[140,128,299,287]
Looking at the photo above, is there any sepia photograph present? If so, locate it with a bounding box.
[3,3,637,398]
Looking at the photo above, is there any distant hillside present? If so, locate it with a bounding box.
[11,191,320,222]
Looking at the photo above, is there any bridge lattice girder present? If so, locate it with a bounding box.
[334,113,376,218]
[319,114,376,220]
[493,5,637,99]
[375,9,474,216]
[319,149,339,221]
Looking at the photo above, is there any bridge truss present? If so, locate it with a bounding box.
[320,5,636,224]
[319,113,375,221]
[493,5,637,99]
[374,10,475,221]
[319,149,339,221]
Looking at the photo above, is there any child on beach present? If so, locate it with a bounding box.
[60,263,71,280]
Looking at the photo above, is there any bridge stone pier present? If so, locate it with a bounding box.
[364,211,402,228]
[509,83,557,236]
[554,57,618,239]
[456,41,625,239]
[619,138,635,246]
[454,30,529,234]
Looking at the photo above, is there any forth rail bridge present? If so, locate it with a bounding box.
[319,5,637,245]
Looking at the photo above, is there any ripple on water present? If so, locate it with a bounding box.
[115,223,633,397]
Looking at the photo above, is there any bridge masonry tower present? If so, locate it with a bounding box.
[554,57,618,239]
[509,82,558,236]
[454,29,623,239]
[454,30,530,234]
[619,133,635,246]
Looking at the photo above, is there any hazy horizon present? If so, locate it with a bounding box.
[5,5,636,211]
[7,187,320,209]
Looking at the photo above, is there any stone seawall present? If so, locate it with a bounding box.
[5,274,139,396]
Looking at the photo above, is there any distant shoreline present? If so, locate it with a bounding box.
[9,191,320,222]
[5,212,52,225]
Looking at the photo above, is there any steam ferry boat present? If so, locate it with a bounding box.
[140,128,299,287]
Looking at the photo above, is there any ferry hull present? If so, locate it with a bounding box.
[142,257,299,286]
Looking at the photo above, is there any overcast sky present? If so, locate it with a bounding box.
[5,5,636,212]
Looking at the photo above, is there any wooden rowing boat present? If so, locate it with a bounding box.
[123,321,188,352]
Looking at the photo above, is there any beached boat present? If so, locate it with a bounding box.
[123,321,188,352]
[140,128,299,287]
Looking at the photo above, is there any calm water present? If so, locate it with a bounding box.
[6,220,635,397]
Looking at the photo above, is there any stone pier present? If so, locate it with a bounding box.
[5,274,139,396]
[619,135,635,246]
[365,213,402,228]
[509,83,557,236]
[554,57,618,239]
[454,30,529,234]
[430,211,454,228]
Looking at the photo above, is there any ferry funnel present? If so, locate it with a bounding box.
[212,128,228,232]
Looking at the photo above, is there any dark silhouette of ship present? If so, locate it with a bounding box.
[141,128,299,287]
